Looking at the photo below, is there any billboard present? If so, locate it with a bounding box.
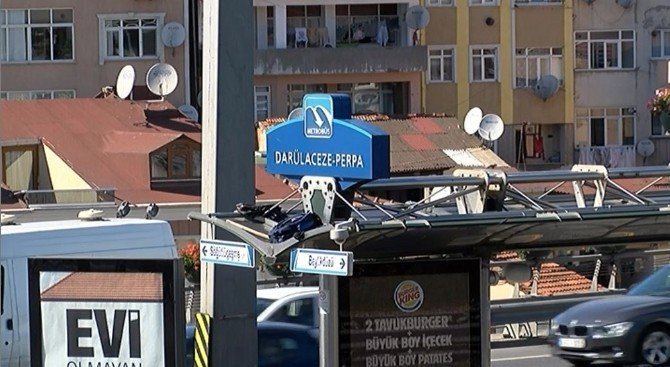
[28,259,183,367]
[338,259,482,367]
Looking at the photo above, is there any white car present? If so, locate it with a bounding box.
[256,286,319,328]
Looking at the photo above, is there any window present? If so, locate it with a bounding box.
[267,298,315,326]
[254,86,271,122]
[470,0,499,5]
[428,46,455,83]
[99,13,163,62]
[515,0,562,4]
[266,7,274,48]
[471,46,498,82]
[515,48,563,88]
[2,145,39,190]
[150,140,201,180]
[0,9,74,62]
[337,82,402,114]
[336,4,401,47]
[576,108,635,146]
[287,84,326,114]
[575,30,635,70]
[651,113,670,136]
[427,0,453,6]
[651,29,670,59]
[286,6,322,48]
[0,89,75,100]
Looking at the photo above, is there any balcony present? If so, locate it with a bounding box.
[254,45,427,76]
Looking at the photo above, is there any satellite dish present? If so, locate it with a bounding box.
[637,139,655,157]
[478,114,505,142]
[464,107,483,135]
[161,22,186,47]
[178,104,199,121]
[534,75,560,101]
[616,0,633,8]
[146,63,178,97]
[115,65,135,100]
[288,107,303,121]
[405,6,430,30]
[197,91,202,107]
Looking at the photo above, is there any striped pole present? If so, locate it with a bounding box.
[194,312,212,367]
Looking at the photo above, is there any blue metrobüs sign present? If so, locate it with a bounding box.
[266,94,390,187]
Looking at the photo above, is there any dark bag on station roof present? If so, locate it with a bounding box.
[268,212,323,243]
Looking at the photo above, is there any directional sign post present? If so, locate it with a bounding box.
[200,239,255,268]
[290,248,353,276]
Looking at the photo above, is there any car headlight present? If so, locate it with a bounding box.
[592,322,633,339]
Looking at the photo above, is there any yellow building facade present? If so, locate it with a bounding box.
[424,0,574,168]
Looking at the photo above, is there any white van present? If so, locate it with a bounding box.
[0,216,178,366]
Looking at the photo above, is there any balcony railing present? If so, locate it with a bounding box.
[21,188,116,206]
[254,45,427,75]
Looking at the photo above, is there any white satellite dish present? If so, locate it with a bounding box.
[288,107,303,121]
[146,63,179,97]
[405,6,430,30]
[478,114,505,142]
[464,107,483,135]
[197,91,202,107]
[161,22,186,48]
[534,75,560,101]
[115,65,135,100]
[178,104,199,121]
[637,139,655,157]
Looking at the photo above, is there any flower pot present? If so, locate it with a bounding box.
[185,272,200,284]
[661,112,670,134]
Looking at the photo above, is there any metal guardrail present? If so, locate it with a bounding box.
[21,188,116,206]
[490,290,627,326]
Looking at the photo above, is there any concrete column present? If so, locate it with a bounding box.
[325,5,336,47]
[274,5,287,49]
[256,6,268,50]
[201,0,256,364]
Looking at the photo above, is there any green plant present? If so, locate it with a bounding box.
[647,89,670,114]
[179,242,200,283]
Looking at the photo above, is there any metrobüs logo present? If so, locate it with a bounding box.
[304,106,332,138]
[394,280,424,313]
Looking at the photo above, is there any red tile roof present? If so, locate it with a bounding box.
[0,99,293,204]
[494,251,601,296]
[41,272,163,301]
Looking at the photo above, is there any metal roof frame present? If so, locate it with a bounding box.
[188,164,670,263]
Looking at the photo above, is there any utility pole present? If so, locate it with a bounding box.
[200,0,256,364]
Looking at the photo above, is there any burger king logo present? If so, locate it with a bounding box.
[394,280,424,313]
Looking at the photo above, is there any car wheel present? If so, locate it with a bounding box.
[639,325,670,366]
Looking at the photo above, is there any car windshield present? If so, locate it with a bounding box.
[257,298,275,316]
[627,266,670,297]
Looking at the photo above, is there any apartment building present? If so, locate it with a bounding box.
[573,0,670,167]
[423,0,573,168]
[242,0,427,121]
[423,0,670,169]
[0,0,189,105]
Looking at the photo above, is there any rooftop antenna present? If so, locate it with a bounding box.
[464,107,483,135]
[161,22,186,57]
[178,104,199,122]
[115,65,135,100]
[146,63,178,101]
[478,114,505,148]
